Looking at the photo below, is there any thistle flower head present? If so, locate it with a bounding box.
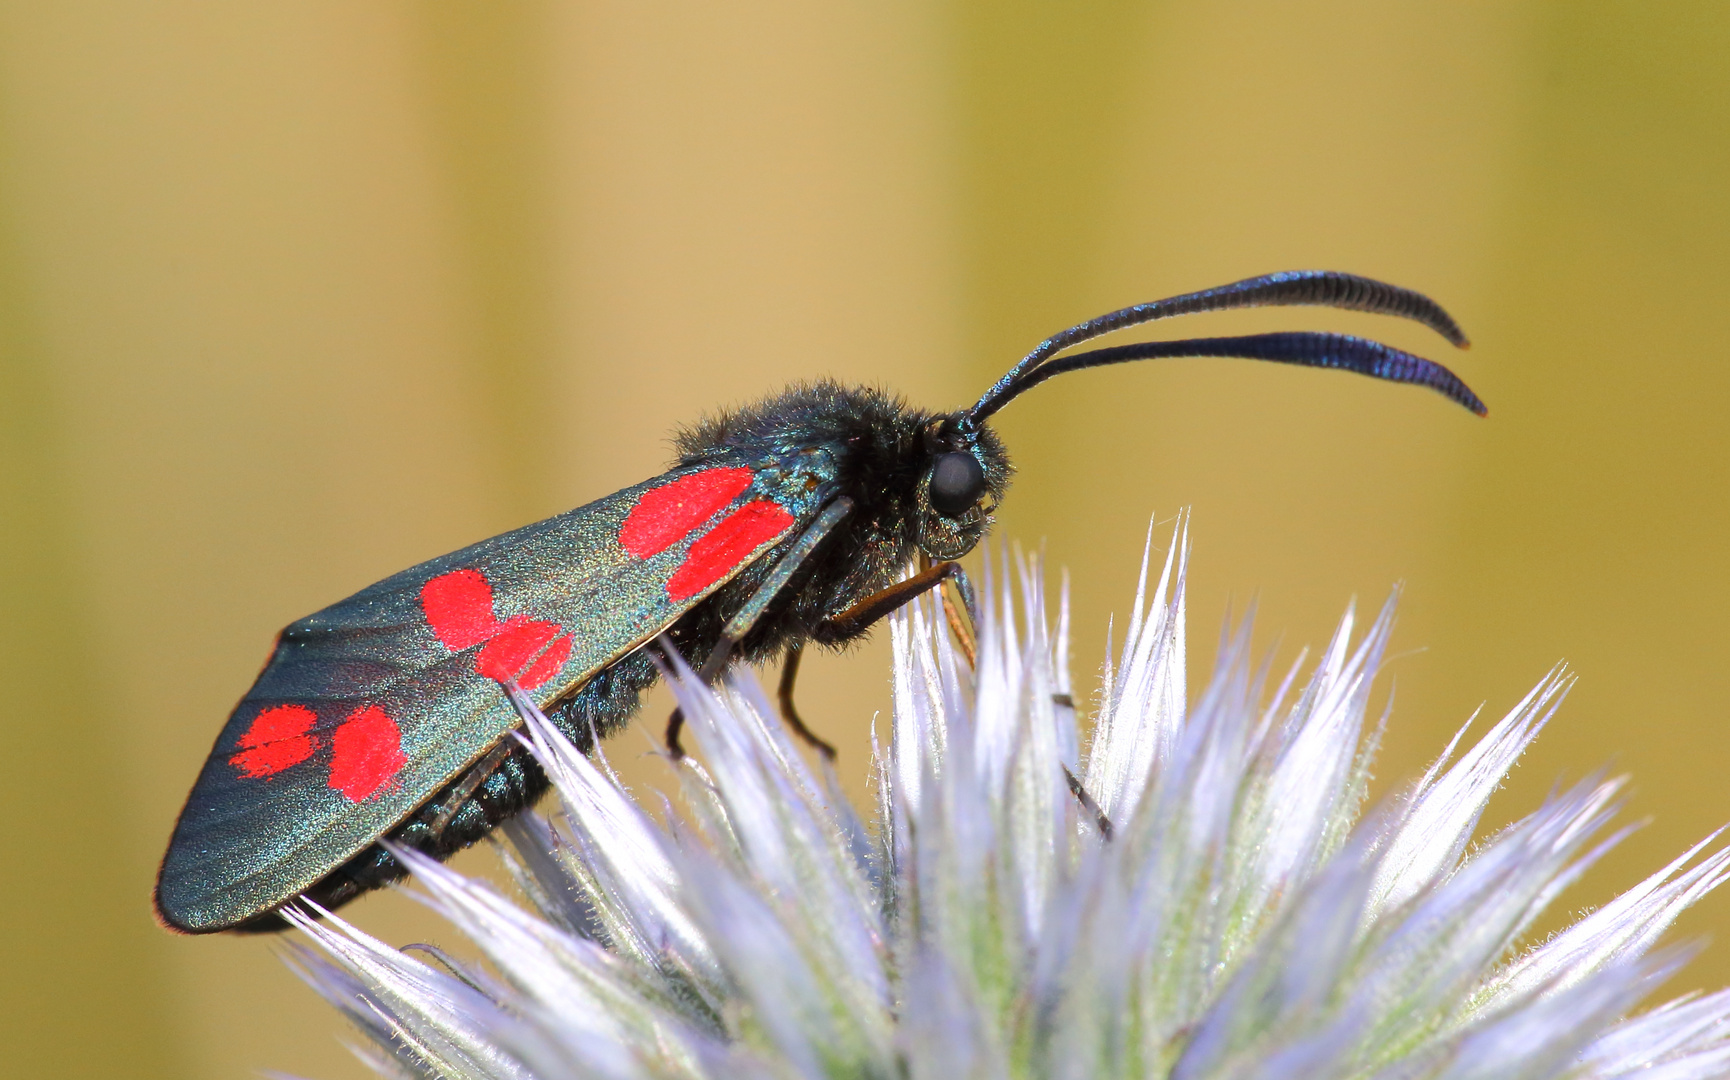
[289,523,1730,1080]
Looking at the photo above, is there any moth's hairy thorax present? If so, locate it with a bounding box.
[674,381,938,654]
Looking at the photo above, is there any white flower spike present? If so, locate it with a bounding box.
[289,522,1730,1080]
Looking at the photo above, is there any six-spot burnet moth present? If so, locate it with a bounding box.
[156,270,1484,933]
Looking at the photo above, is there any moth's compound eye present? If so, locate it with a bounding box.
[928,452,986,517]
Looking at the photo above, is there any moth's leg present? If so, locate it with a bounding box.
[950,563,980,628]
[812,560,970,644]
[427,739,516,841]
[1063,764,1114,841]
[657,498,854,758]
[941,578,979,665]
[1049,692,1113,840]
[696,496,856,683]
[755,561,970,758]
[772,559,990,763]
[774,562,966,761]
[663,496,856,760]
[916,553,979,664]
[775,642,837,759]
[665,707,687,760]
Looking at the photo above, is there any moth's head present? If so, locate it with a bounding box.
[912,413,1011,560]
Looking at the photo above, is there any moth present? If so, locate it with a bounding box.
[156,270,1480,932]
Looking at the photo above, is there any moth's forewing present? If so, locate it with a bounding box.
[158,458,825,932]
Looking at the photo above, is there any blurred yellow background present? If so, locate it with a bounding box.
[2,2,1727,1077]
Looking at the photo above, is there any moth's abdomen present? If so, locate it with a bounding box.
[233,649,663,930]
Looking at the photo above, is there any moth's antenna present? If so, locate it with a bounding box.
[975,331,1486,421]
[967,270,1477,423]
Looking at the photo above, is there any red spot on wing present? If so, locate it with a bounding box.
[421,569,500,650]
[475,619,565,687]
[518,634,572,690]
[421,568,573,690]
[667,500,795,601]
[229,704,319,779]
[422,571,505,654]
[619,467,755,558]
[329,705,407,803]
